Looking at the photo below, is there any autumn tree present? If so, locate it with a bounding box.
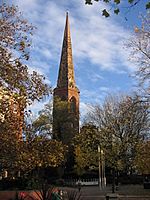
[0,3,50,140]
[74,124,100,176]
[134,141,150,174]
[0,99,67,178]
[0,134,66,178]
[127,12,150,101]
[0,3,50,106]
[32,100,53,138]
[74,95,149,176]
[14,99,67,178]
[18,137,66,176]
[74,94,149,191]
[85,0,150,17]
[0,3,51,177]
[87,95,149,172]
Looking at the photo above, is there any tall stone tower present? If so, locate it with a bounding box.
[53,13,80,145]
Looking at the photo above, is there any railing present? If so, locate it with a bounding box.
[64,178,99,186]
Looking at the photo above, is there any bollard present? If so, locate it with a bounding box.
[106,195,109,200]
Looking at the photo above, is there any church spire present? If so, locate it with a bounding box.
[57,12,76,88]
[53,13,80,145]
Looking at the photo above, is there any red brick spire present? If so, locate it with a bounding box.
[57,12,76,89]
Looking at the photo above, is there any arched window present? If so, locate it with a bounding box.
[70,97,76,113]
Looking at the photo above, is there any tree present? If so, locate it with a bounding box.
[85,0,150,18]
[0,3,52,177]
[87,95,149,173]
[74,124,100,176]
[0,3,51,151]
[32,100,53,137]
[74,95,149,175]
[0,98,66,177]
[74,94,149,192]
[0,98,67,177]
[134,141,150,174]
[0,3,50,105]
[127,12,150,100]
[18,137,66,175]
[0,133,66,177]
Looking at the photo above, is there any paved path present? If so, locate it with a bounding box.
[62,184,150,200]
[0,185,149,200]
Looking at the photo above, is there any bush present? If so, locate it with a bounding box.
[0,178,28,190]
[119,175,143,184]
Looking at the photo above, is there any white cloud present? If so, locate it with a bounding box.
[13,0,134,73]
[99,87,109,92]
[81,88,106,104]
[90,73,104,82]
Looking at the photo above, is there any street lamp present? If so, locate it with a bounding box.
[98,145,102,190]
[98,145,106,190]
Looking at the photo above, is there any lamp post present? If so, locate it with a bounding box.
[98,145,106,190]
[101,149,106,187]
[98,145,102,190]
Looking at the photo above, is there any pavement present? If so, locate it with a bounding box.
[61,184,150,200]
[0,185,149,200]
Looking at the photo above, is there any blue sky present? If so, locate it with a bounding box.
[10,0,147,119]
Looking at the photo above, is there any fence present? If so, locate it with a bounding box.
[64,178,99,186]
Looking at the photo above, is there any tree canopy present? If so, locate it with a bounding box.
[0,4,66,178]
[134,141,150,174]
[0,4,51,105]
[74,94,149,175]
[74,124,100,175]
[32,101,53,137]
